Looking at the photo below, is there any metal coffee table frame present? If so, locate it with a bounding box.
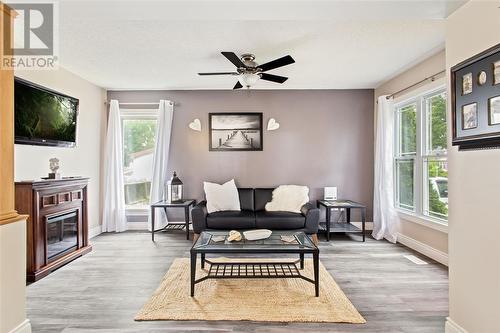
[190,231,320,297]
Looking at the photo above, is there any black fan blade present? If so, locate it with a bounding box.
[198,72,238,76]
[260,73,288,84]
[221,52,246,68]
[233,81,243,89]
[258,55,295,72]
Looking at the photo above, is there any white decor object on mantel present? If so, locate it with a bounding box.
[243,229,272,241]
[265,185,309,213]
[189,118,201,131]
[267,118,280,131]
[48,157,61,179]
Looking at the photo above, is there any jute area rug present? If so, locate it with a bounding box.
[135,258,366,323]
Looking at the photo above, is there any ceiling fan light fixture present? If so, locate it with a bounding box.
[238,73,260,88]
[198,52,294,89]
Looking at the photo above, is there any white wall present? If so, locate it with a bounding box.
[14,67,106,233]
[375,50,449,260]
[446,1,500,333]
[0,220,31,333]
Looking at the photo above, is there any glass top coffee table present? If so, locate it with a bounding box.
[190,231,320,297]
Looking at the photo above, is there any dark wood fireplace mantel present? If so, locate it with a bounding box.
[15,177,92,282]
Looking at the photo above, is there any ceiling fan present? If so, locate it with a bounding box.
[198,52,295,89]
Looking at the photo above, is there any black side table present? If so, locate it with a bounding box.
[316,200,366,242]
[150,199,196,241]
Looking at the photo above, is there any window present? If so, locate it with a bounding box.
[121,109,158,209]
[394,88,448,222]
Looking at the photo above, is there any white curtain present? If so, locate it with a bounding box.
[102,100,127,232]
[148,100,174,231]
[372,95,399,243]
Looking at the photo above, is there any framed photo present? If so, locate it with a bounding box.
[451,43,500,150]
[462,73,473,95]
[489,96,500,125]
[462,103,478,130]
[494,60,500,85]
[209,113,263,151]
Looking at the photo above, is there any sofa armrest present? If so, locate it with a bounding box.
[192,200,208,233]
[301,202,320,234]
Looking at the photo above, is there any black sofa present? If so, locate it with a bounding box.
[192,188,320,242]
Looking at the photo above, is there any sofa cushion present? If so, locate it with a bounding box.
[238,188,254,211]
[255,211,305,230]
[254,188,273,211]
[206,210,256,229]
[203,179,240,214]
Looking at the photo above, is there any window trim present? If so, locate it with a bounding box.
[120,108,158,120]
[397,210,448,234]
[394,85,448,224]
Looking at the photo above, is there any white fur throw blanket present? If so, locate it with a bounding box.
[265,185,310,213]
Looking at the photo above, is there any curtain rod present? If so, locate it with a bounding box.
[104,101,175,106]
[386,70,446,100]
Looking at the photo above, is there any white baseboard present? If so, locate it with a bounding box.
[127,222,148,230]
[397,232,448,266]
[445,317,468,333]
[8,319,32,333]
[89,225,102,239]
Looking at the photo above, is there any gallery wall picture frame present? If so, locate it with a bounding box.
[462,72,473,95]
[208,112,263,151]
[451,42,500,150]
[462,103,478,130]
[489,95,500,125]
[494,60,500,85]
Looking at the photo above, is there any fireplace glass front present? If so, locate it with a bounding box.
[46,211,78,262]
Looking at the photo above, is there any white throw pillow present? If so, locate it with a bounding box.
[204,179,241,214]
[265,185,309,213]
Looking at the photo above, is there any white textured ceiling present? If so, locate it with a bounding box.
[55,0,466,90]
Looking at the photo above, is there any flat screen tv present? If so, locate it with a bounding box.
[15,77,79,147]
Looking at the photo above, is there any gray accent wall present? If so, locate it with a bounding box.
[108,89,374,221]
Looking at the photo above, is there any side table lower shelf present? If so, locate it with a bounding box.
[318,222,366,241]
[316,200,366,242]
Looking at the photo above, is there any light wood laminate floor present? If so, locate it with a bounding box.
[27,231,448,333]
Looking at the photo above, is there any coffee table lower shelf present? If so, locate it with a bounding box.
[203,259,312,279]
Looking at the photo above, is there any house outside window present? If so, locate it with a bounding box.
[394,87,448,223]
[121,109,158,210]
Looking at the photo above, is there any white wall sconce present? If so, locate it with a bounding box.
[188,118,201,132]
[267,118,280,131]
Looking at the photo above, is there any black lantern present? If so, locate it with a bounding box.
[166,171,183,203]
